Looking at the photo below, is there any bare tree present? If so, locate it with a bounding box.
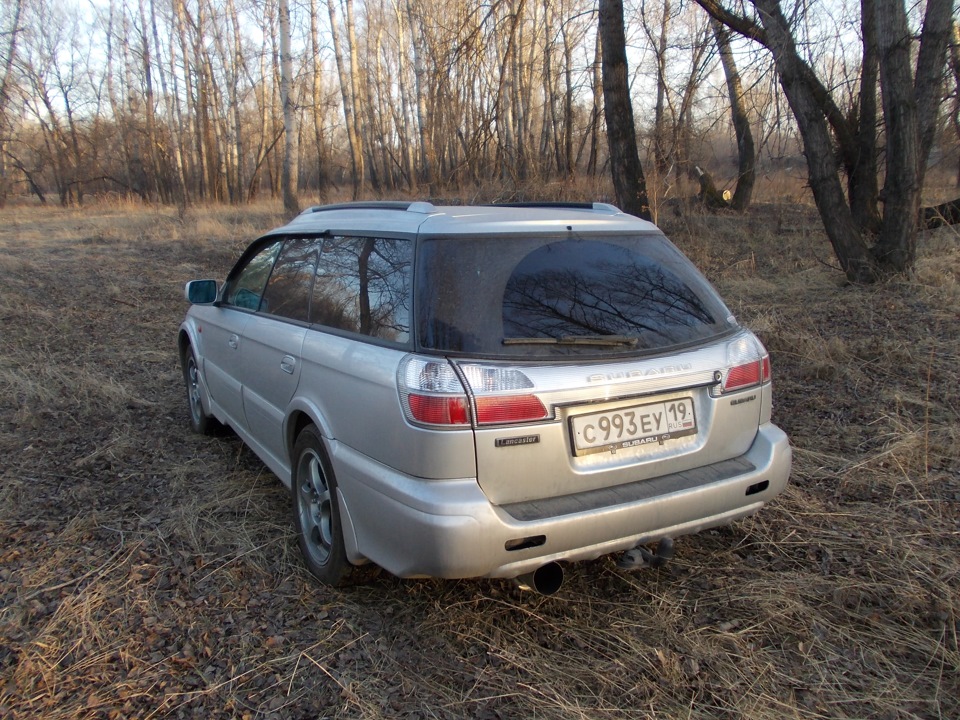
[149,0,187,214]
[947,20,960,189]
[404,0,435,190]
[0,0,23,206]
[697,0,955,282]
[328,0,363,198]
[598,0,651,220]
[711,17,754,211]
[279,0,299,214]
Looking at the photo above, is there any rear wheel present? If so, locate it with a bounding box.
[292,425,354,586]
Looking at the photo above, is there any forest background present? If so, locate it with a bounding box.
[1,0,958,217]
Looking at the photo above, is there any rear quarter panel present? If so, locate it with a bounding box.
[297,330,477,480]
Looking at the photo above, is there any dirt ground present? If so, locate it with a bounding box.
[0,200,957,719]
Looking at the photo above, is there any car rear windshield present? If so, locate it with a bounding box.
[416,233,736,357]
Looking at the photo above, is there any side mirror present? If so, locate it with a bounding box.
[184,279,218,304]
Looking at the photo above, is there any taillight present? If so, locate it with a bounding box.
[398,356,550,427]
[718,335,771,394]
[406,394,470,425]
[398,357,470,427]
[458,363,548,425]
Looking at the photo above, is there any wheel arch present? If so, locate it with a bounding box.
[177,324,201,369]
[177,328,191,363]
[287,408,365,566]
[285,399,335,463]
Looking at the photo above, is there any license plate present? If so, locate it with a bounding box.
[569,397,697,455]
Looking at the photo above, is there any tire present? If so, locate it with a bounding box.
[183,346,216,435]
[292,425,354,586]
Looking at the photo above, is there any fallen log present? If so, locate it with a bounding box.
[921,198,960,229]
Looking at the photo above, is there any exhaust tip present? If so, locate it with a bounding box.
[515,562,564,595]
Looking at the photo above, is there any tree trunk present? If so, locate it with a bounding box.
[913,0,955,188]
[561,18,575,178]
[393,1,415,189]
[712,18,755,212]
[587,32,601,176]
[872,0,919,271]
[328,0,363,198]
[543,1,562,177]
[405,0,434,190]
[751,0,877,281]
[950,21,960,187]
[309,0,326,196]
[0,0,23,207]
[848,0,881,234]
[150,0,187,214]
[172,0,199,200]
[873,0,953,270]
[598,0,652,220]
[650,0,670,182]
[673,24,712,190]
[344,0,366,193]
[279,0,300,215]
[137,0,161,202]
[228,0,247,203]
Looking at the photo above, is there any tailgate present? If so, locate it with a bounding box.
[467,340,765,506]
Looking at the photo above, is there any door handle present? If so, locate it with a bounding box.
[228,334,239,349]
[280,355,296,374]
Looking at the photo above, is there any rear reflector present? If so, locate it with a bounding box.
[724,360,762,392]
[475,394,548,425]
[723,353,771,393]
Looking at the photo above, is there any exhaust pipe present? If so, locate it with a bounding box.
[515,562,564,595]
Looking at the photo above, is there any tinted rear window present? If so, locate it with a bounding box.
[416,234,735,357]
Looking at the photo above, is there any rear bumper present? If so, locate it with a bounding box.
[332,423,791,579]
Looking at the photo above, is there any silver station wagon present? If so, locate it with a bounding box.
[179,202,791,593]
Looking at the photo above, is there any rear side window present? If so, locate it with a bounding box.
[416,234,735,357]
[312,236,412,343]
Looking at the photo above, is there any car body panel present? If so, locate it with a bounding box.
[465,338,762,505]
[329,423,790,578]
[299,330,477,480]
[190,304,250,431]
[240,314,307,465]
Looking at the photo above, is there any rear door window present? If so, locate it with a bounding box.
[416,234,735,357]
[311,236,412,343]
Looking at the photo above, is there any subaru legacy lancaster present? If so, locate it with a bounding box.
[178,201,791,593]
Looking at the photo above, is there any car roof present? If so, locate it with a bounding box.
[270,201,660,237]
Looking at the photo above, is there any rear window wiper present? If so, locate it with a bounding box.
[503,335,639,347]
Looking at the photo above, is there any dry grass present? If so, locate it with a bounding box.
[0,197,958,719]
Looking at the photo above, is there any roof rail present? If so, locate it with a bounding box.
[301,201,437,215]
[485,201,622,214]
